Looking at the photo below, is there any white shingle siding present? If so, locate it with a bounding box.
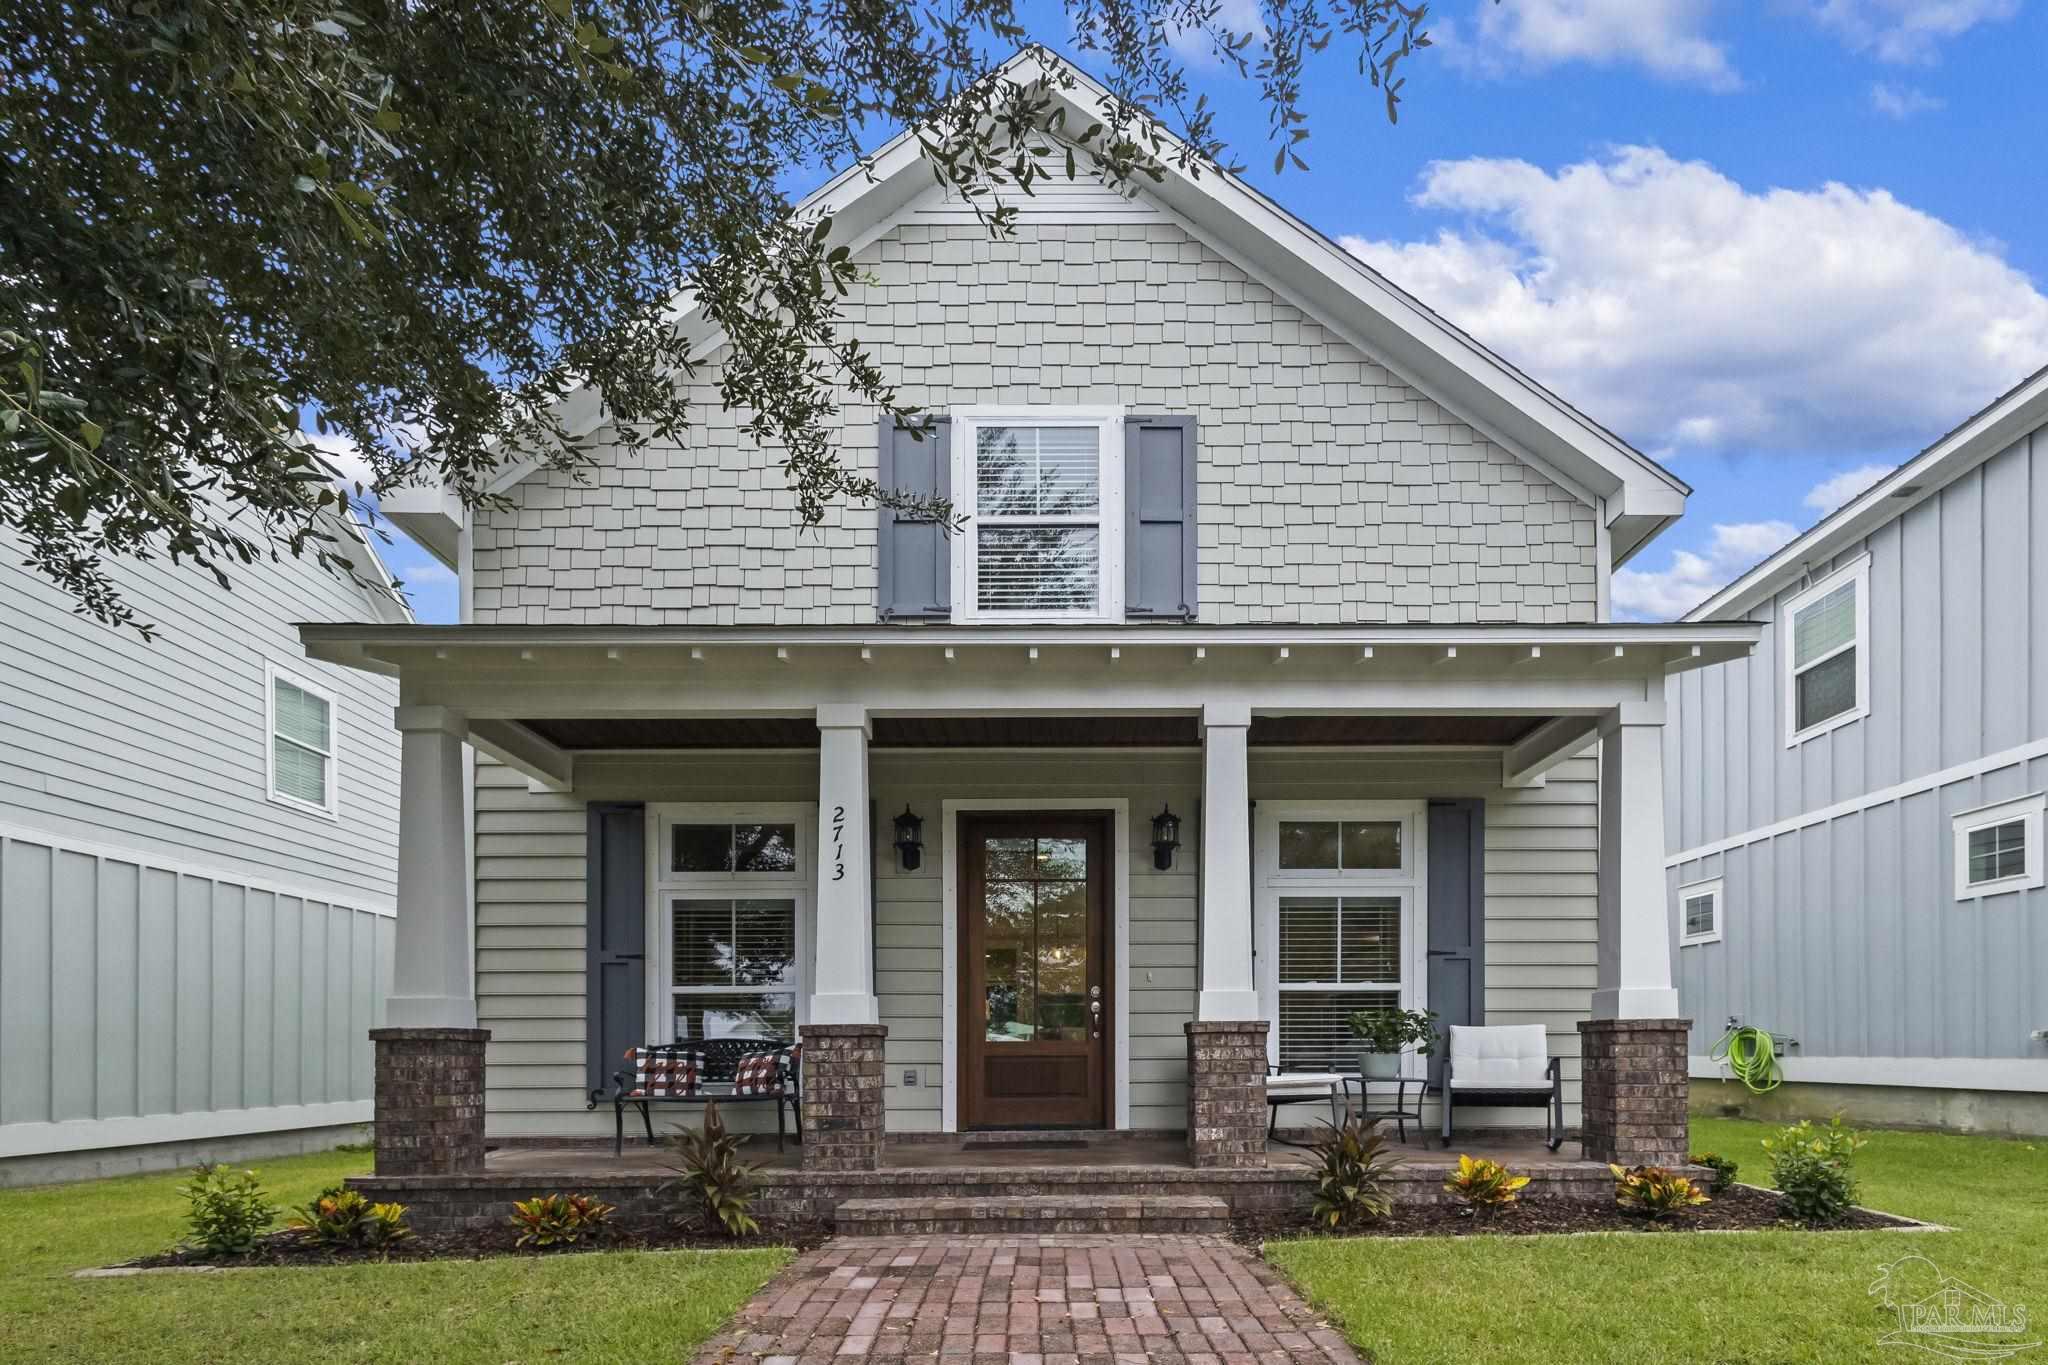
[471,218,1599,626]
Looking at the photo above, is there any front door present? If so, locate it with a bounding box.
[959,813,1110,1129]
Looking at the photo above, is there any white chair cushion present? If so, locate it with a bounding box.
[1265,1072,1341,1098]
[1447,1024,1550,1090]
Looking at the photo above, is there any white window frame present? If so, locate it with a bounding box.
[949,405,1126,623]
[1678,877,1723,947]
[1254,801,1429,1078]
[264,661,338,818]
[1952,793,2046,901]
[645,803,816,1045]
[1782,556,1871,747]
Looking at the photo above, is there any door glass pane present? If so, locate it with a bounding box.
[1339,897,1402,983]
[1340,822,1402,870]
[1035,880,1089,1040]
[1278,898,1339,982]
[984,837,1037,880]
[1278,822,1340,870]
[1037,837,1088,880]
[983,879,1036,1042]
[1796,647,1857,730]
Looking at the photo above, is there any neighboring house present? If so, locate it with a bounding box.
[0,511,410,1184]
[322,48,1753,1179]
[1669,364,2048,1136]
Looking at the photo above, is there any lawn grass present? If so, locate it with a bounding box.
[1267,1118,2048,1365]
[0,1148,791,1364]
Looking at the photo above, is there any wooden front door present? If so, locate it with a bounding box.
[960,813,1111,1129]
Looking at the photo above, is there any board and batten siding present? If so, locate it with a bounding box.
[1667,420,2048,1074]
[475,747,1600,1137]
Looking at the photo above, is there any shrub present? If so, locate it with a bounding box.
[178,1164,277,1256]
[668,1100,761,1238]
[1690,1151,1740,1194]
[289,1186,413,1251]
[1763,1116,1868,1224]
[1443,1155,1529,1213]
[1307,1118,1401,1229]
[1611,1164,1711,1220]
[509,1193,617,1248]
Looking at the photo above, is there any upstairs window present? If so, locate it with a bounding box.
[1953,795,2046,900]
[266,663,337,817]
[1783,558,1869,745]
[952,409,1123,621]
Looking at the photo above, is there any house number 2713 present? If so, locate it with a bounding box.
[830,805,846,881]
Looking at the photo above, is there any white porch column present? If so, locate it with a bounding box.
[1197,702,1260,1020]
[384,705,476,1029]
[1592,701,1680,1019]
[809,703,878,1025]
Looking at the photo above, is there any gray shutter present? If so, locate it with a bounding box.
[1124,415,1197,620]
[586,802,646,1094]
[876,415,951,620]
[1425,799,1485,1093]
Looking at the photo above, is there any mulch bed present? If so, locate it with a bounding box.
[124,1218,831,1270]
[1235,1183,1919,1244]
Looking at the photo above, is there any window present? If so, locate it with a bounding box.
[1783,558,1869,745]
[1953,794,2046,900]
[1678,878,1722,947]
[1256,803,1426,1075]
[265,663,337,816]
[953,409,1123,621]
[651,806,812,1043]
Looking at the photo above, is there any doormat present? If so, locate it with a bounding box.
[967,1140,1090,1150]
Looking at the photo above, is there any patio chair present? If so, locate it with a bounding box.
[1264,1067,1344,1147]
[1439,1024,1564,1152]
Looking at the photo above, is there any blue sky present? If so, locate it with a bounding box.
[363,0,2048,623]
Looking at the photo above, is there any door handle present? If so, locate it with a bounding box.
[1090,997,1102,1039]
[1426,950,1457,957]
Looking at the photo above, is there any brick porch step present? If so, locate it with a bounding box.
[833,1193,1231,1236]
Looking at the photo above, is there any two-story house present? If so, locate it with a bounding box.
[310,49,1755,1202]
[1668,364,2048,1136]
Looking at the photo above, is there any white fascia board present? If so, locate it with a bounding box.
[1690,363,2048,621]
[378,483,467,571]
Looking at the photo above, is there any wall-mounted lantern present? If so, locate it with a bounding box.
[1151,804,1182,871]
[893,805,925,872]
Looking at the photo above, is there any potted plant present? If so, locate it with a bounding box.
[1348,1006,1437,1080]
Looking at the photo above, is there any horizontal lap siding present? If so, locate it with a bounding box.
[0,831,390,1146]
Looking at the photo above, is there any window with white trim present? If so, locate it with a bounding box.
[266,663,337,817]
[1255,804,1427,1076]
[651,808,812,1042]
[1678,878,1722,947]
[1953,794,2046,900]
[952,409,1123,621]
[1783,558,1870,745]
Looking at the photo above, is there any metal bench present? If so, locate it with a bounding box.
[587,1039,801,1156]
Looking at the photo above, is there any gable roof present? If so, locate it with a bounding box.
[1686,362,2048,622]
[391,46,1688,569]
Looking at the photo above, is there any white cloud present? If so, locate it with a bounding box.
[1341,147,2048,460]
[397,559,457,586]
[1869,81,1945,117]
[1803,462,1893,514]
[1811,0,2018,63]
[1439,0,1740,91]
[303,427,376,490]
[1165,0,1265,67]
[1613,519,1799,620]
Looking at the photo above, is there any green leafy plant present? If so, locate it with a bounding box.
[509,1193,618,1248]
[288,1185,413,1251]
[1307,1118,1402,1229]
[1443,1155,1530,1214]
[1690,1151,1740,1194]
[1611,1165,1712,1220]
[667,1100,761,1238]
[1347,1006,1438,1055]
[1763,1116,1868,1224]
[178,1164,278,1256]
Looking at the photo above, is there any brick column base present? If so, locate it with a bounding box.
[1185,1020,1269,1169]
[370,1027,489,1176]
[800,1023,888,1172]
[1577,1017,1690,1167]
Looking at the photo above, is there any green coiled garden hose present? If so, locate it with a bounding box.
[1713,1024,1783,1093]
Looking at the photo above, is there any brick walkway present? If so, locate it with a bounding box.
[694,1235,1364,1365]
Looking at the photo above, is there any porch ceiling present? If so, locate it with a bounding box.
[517,713,1552,751]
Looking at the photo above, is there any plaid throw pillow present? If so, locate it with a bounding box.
[624,1047,699,1098]
[732,1051,782,1096]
